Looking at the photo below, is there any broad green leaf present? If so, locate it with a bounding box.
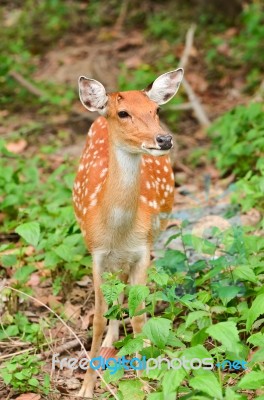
[216,286,241,306]
[119,380,144,400]
[246,293,264,331]
[165,233,181,246]
[225,386,246,400]
[102,367,124,384]
[185,311,210,328]
[143,318,171,349]
[101,282,126,305]
[28,377,39,387]
[117,336,144,356]
[128,285,150,317]
[250,347,264,363]
[54,244,74,262]
[0,370,12,385]
[189,371,223,399]
[233,265,257,283]
[182,344,212,360]
[247,332,264,347]
[104,305,120,319]
[15,222,40,247]
[13,265,36,283]
[162,368,186,394]
[147,393,164,400]
[238,371,264,390]
[1,254,17,267]
[206,321,240,352]
[0,325,19,340]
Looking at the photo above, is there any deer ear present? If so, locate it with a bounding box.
[79,76,108,114]
[144,68,184,105]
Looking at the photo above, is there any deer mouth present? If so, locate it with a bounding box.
[141,144,171,156]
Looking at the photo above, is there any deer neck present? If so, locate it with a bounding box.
[102,142,142,228]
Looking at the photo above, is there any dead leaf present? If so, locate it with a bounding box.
[66,377,81,390]
[15,394,41,400]
[6,139,27,154]
[124,55,143,69]
[217,43,231,57]
[76,275,92,287]
[64,300,81,323]
[81,307,94,330]
[186,72,208,93]
[241,209,261,226]
[24,246,35,256]
[27,273,40,287]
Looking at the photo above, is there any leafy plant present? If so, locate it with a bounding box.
[208,102,264,177]
[99,222,264,399]
[0,353,50,394]
[0,141,90,295]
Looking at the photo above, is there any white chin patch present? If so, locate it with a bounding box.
[142,145,170,156]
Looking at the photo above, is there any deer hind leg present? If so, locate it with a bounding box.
[78,266,107,398]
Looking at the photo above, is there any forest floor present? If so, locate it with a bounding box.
[0,5,263,399]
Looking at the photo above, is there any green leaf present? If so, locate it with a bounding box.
[119,380,144,400]
[143,318,171,349]
[101,282,126,305]
[147,393,164,400]
[247,332,264,347]
[250,347,264,363]
[0,370,12,385]
[13,265,36,283]
[206,321,240,352]
[162,368,186,394]
[165,233,181,246]
[225,387,245,400]
[1,254,17,267]
[54,244,74,262]
[216,286,241,306]
[117,336,144,357]
[233,265,257,283]
[28,377,39,387]
[128,285,150,317]
[246,293,264,331]
[238,371,264,390]
[148,269,169,286]
[0,325,19,340]
[103,367,124,384]
[185,311,210,328]
[15,222,40,247]
[182,344,212,361]
[104,305,121,319]
[189,371,223,399]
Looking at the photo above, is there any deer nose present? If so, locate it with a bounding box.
[156,134,173,150]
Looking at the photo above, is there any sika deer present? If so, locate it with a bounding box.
[73,68,183,398]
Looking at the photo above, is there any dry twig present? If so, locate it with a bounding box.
[179,25,211,127]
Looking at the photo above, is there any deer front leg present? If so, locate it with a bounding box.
[78,265,107,399]
[102,272,128,347]
[130,246,150,335]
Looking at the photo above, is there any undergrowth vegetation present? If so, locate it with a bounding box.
[0,1,263,399]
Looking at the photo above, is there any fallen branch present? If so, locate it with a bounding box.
[166,102,193,111]
[39,338,85,360]
[180,24,197,70]
[9,70,45,98]
[182,78,211,127]
[179,25,211,127]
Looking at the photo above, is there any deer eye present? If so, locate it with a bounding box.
[156,107,160,115]
[118,111,130,118]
